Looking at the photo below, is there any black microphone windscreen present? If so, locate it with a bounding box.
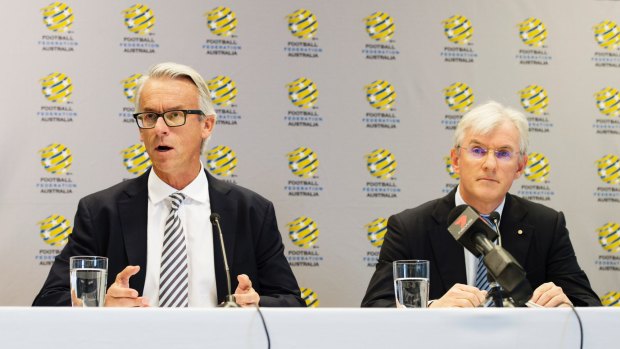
[447,204,470,224]
[489,211,500,223]
[210,213,221,224]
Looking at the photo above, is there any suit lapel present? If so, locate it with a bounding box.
[117,171,149,293]
[499,194,533,267]
[206,170,236,301]
[429,189,467,293]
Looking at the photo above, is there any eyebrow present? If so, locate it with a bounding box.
[468,140,515,151]
[141,106,186,112]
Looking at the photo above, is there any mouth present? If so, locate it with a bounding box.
[155,145,173,152]
[478,178,499,183]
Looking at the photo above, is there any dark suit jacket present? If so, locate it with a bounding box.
[33,169,305,307]
[362,188,601,307]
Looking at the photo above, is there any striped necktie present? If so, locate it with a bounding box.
[474,214,494,292]
[159,192,189,307]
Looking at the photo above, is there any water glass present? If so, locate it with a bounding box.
[70,256,108,307]
[393,260,429,308]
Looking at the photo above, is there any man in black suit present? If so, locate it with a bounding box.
[34,62,304,307]
[362,101,600,308]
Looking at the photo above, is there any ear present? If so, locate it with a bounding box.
[450,147,460,175]
[514,153,528,179]
[201,114,216,139]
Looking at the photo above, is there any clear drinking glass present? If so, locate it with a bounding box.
[70,256,108,307]
[393,260,430,308]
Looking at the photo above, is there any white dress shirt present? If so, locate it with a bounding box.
[454,185,504,287]
[142,163,217,307]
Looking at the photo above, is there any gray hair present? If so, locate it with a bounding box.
[453,101,529,154]
[134,62,217,121]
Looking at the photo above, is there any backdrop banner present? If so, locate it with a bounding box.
[1,0,618,307]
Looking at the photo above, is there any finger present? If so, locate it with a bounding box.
[543,295,568,308]
[105,296,149,308]
[234,291,259,306]
[454,284,482,293]
[114,265,141,287]
[71,289,83,307]
[465,291,484,307]
[236,274,252,292]
[107,284,139,298]
[532,283,556,305]
[432,284,487,308]
[476,290,487,305]
[537,287,569,307]
[452,285,486,306]
[539,290,570,308]
[456,298,478,308]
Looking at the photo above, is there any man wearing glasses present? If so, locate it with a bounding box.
[362,101,600,308]
[34,62,305,308]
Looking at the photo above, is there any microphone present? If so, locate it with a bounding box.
[488,211,502,247]
[210,213,240,308]
[447,205,498,257]
[447,205,532,306]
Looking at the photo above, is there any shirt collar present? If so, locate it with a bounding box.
[148,162,209,205]
[454,184,505,219]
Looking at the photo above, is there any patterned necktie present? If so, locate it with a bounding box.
[159,192,189,307]
[474,214,494,291]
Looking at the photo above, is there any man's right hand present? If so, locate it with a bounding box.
[104,265,149,307]
[429,283,487,308]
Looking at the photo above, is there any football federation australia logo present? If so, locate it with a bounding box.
[287,78,318,109]
[38,214,72,246]
[287,216,319,248]
[301,287,319,307]
[518,18,547,47]
[39,143,72,175]
[519,85,548,115]
[205,6,237,37]
[593,20,620,50]
[121,143,151,176]
[594,87,620,117]
[121,74,143,103]
[444,82,474,112]
[288,147,319,178]
[366,148,397,180]
[596,154,620,185]
[41,72,73,103]
[365,80,396,110]
[207,76,237,106]
[364,12,395,42]
[597,222,620,253]
[444,155,459,179]
[287,9,318,39]
[206,145,237,177]
[365,218,387,247]
[41,2,74,32]
[123,4,156,35]
[601,292,620,307]
[524,152,550,183]
[442,15,473,44]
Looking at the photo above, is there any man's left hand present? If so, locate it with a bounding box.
[234,274,260,307]
[530,282,572,307]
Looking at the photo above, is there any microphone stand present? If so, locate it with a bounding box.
[484,213,510,308]
[486,279,504,307]
[211,214,240,308]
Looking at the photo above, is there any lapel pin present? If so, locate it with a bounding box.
[517,229,523,235]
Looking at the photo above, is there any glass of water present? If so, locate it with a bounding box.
[70,256,108,307]
[393,260,429,308]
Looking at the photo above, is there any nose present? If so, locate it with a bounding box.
[482,151,498,170]
[152,115,169,134]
